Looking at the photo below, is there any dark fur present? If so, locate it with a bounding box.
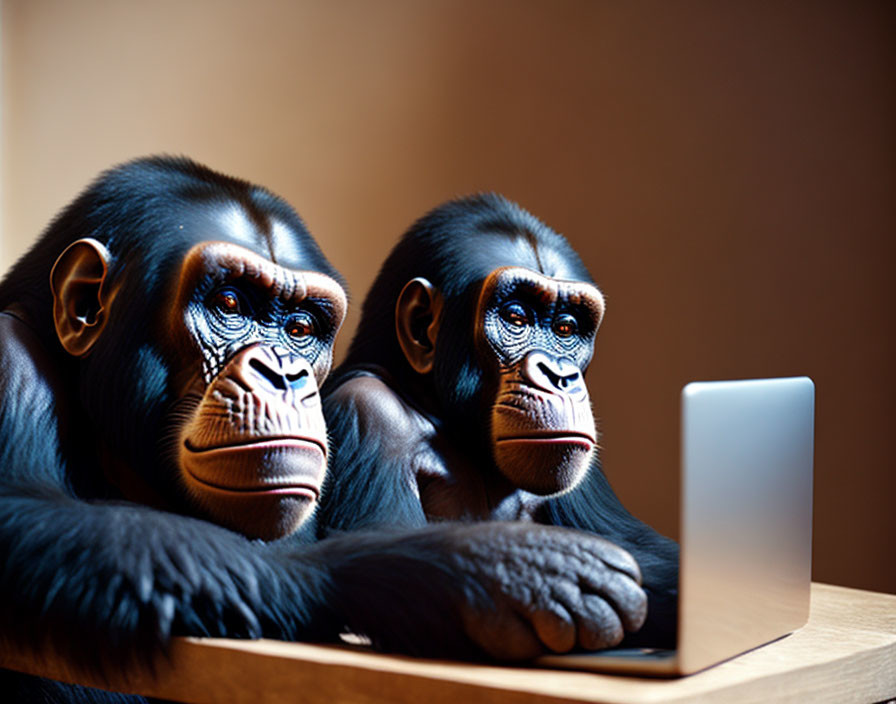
[321,193,679,647]
[0,162,577,702]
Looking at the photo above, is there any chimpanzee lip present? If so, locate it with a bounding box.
[496,431,596,445]
[182,437,325,498]
[184,436,327,456]
[186,470,321,499]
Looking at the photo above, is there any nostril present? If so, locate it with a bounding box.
[286,368,309,390]
[249,357,287,391]
[562,370,581,385]
[536,361,563,389]
[536,360,581,392]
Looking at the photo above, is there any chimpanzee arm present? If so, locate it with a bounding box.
[0,487,651,671]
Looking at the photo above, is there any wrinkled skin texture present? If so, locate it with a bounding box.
[0,160,649,703]
[322,193,679,650]
[478,266,604,495]
[168,241,347,540]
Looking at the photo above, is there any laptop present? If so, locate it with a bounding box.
[538,376,815,676]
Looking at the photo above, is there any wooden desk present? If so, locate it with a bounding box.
[2,583,894,703]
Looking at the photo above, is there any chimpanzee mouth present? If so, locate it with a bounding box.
[184,436,327,456]
[495,431,596,447]
[181,437,326,498]
[184,470,321,500]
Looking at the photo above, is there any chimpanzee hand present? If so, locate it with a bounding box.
[442,522,647,659]
[311,521,645,661]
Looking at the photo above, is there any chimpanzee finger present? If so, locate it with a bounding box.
[548,578,626,651]
[528,600,576,653]
[462,604,544,660]
[576,594,625,650]
[579,568,648,633]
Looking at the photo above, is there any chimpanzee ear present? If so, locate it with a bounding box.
[50,238,112,357]
[395,277,443,375]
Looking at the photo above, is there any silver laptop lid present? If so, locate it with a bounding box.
[678,377,814,673]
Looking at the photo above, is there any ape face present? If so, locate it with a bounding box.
[170,242,346,539]
[50,208,346,541]
[474,266,604,495]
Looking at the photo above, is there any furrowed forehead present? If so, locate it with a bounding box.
[476,266,605,323]
[175,241,347,323]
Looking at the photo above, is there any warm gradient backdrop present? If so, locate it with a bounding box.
[2,1,893,593]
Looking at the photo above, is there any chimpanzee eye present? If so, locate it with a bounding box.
[285,311,316,340]
[499,301,531,328]
[553,313,578,338]
[211,288,242,315]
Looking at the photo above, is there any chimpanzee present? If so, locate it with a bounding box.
[321,193,679,648]
[0,160,648,702]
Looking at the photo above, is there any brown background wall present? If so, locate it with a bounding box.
[2,1,893,593]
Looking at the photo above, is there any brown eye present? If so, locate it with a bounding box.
[500,301,530,328]
[553,313,578,338]
[286,312,315,339]
[212,288,241,315]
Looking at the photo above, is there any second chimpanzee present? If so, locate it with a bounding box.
[322,193,679,648]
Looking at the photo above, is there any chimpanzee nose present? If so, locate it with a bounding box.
[232,345,315,396]
[521,351,587,400]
